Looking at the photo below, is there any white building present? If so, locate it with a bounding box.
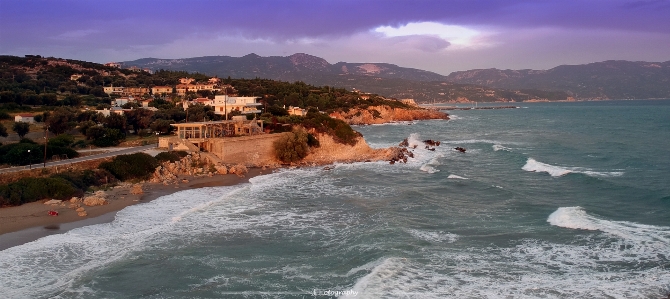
[112,96,135,107]
[211,95,262,115]
[14,114,36,123]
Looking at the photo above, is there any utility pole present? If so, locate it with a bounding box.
[43,126,48,168]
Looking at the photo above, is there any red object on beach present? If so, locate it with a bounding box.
[48,210,58,216]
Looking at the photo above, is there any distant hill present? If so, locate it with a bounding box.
[123,53,573,102]
[445,60,670,99]
[123,53,448,83]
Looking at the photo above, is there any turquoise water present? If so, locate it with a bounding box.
[1,100,669,298]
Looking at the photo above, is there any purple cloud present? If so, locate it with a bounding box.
[0,0,668,73]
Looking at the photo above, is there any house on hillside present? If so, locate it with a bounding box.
[287,106,307,116]
[112,96,135,107]
[151,86,172,95]
[124,87,149,97]
[212,95,262,115]
[105,62,121,68]
[14,114,36,123]
[104,86,125,95]
[182,98,213,109]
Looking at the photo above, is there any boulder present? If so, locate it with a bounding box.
[232,164,248,176]
[76,207,85,212]
[130,184,143,195]
[215,165,228,174]
[70,197,82,203]
[83,196,109,206]
[78,211,88,217]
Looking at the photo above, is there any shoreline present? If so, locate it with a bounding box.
[0,168,266,251]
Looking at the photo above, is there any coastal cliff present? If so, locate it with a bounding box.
[301,133,400,165]
[329,105,449,125]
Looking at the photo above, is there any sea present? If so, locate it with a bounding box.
[1,100,669,298]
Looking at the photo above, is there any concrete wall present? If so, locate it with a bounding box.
[209,133,289,166]
[158,137,194,151]
[159,133,288,166]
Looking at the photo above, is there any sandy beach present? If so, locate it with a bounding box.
[0,168,267,251]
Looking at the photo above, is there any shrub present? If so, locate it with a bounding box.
[307,133,320,148]
[0,143,43,165]
[155,151,181,162]
[0,177,79,206]
[52,169,116,190]
[0,110,11,120]
[46,145,79,160]
[86,127,124,147]
[48,133,75,148]
[100,153,159,181]
[273,129,309,163]
[301,111,360,145]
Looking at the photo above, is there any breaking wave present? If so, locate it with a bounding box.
[548,206,670,245]
[522,158,624,178]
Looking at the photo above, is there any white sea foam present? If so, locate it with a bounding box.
[348,228,670,298]
[407,133,422,149]
[419,153,443,173]
[405,229,459,243]
[522,158,624,178]
[522,158,571,177]
[447,139,523,146]
[419,164,439,173]
[492,144,511,152]
[447,174,468,180]
[346,257,408,298]
[0,186,242,298]
[548,206,670,245]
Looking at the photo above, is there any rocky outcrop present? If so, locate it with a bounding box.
[302,133,401,165]
[149,152,252,183]
[150,152,211,183]
[228,164,248,177]
[329,105,449,125]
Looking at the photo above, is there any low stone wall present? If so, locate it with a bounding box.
[208,133,289,166]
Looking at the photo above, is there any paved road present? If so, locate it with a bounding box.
[0,143,158,174]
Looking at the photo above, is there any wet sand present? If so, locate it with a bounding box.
[0,168,266,251]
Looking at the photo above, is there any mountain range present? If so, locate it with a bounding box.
[123,54,670,102]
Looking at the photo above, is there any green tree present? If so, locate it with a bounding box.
[273,128,309,163]
[45,107,76,135]
[12,122,30,138]
[125,109,154,134]
[149,119,174,134]
[86,127,124,147]
[103,113,127,133]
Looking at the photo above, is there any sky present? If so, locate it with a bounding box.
[1,0,669,75]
